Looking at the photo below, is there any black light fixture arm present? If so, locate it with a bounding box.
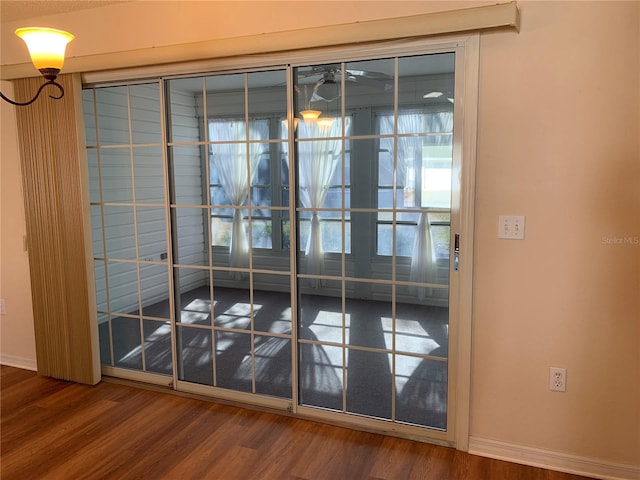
[1,68,64,106]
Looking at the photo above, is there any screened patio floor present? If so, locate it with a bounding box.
[100,286,448,429]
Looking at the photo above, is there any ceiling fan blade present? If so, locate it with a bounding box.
[343,68,393,90]
[345,69,391,80]
[423,90,455,104]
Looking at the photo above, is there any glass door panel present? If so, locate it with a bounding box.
[167,69,293,399]
[85,83,174,380]
[295,53,454,430]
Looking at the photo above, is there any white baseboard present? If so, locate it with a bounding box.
[469,436,640,480]
[0,354,37,371]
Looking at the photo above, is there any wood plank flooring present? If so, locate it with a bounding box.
[1,366,594,480]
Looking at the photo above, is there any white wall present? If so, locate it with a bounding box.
[0,80,36,370]
[472,1,639,469]
[86,83,208,315]
[1,0,638,474]
[166,88,209,292]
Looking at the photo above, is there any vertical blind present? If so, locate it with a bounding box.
[14,73,100,384]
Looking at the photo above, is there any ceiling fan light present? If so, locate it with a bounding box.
[300,109,322,121]
[317,117,334,128]
[281,118,300,130]
[15,27,74,72]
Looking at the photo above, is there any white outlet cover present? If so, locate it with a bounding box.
[549,367,566,392]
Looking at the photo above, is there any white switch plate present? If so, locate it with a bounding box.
[498,215,525,239]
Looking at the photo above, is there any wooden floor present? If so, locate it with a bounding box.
[1,366,593,480]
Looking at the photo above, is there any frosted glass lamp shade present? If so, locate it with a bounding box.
[317,117,334,128]
[15,27,74,71]
[300,109,321,121]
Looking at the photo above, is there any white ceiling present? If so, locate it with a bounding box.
[0,0,128,24]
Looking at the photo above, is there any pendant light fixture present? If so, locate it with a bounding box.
[299,109,322,122]
[1,27,75,107]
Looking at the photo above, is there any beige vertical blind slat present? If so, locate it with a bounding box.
[14,74,100,385]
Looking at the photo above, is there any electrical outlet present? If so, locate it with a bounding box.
[549,367,566,392]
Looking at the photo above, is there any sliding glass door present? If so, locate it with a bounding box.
[294,55,453,430]
[166,70,294,400]
[84,41,467,441]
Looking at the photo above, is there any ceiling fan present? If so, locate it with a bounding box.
[296,65,393,103]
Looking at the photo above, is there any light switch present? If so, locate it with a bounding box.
[498,215,525,239]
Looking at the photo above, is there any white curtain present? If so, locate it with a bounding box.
[209,121,267,276]
[296,120,343,283]
[410,211,436,300]
[380,114,437,300]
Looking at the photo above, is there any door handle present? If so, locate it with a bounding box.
[454,233,460,271]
